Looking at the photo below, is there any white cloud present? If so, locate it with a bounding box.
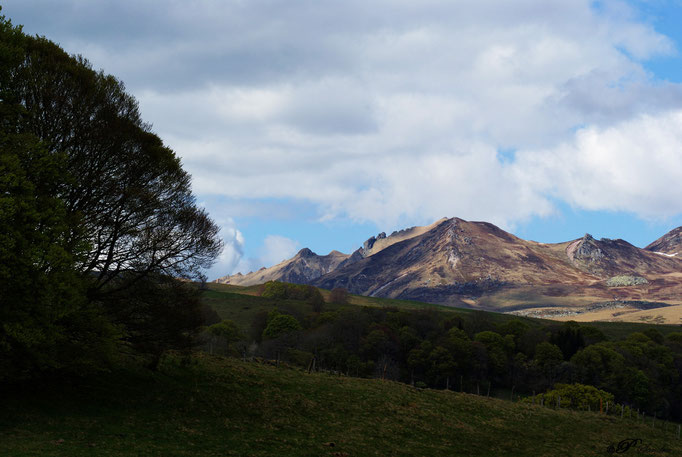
[205,219,300,277]
[205,218,246,279]
[258,235,300,268]
[517,110,682,219]
[6,0,682,236]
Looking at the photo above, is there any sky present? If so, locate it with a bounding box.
[4,0,682,279]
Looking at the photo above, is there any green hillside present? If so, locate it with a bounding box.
[2,353,679,457]
[204,282,682,341]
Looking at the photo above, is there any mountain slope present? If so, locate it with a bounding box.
[215,218,682,317]
[566,233,680,276]
[215,248,348,286]
[645,226,682,257]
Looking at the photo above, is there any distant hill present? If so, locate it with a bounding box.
[215,218,682,322]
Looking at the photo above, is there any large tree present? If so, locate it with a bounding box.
[0,11,222,376]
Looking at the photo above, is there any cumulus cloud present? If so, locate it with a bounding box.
[6,0,682,236]
[258,235,300,268]
[517,110,682,219]
[205,218,247,278]
[205,219,300,277]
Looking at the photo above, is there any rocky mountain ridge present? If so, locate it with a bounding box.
[215,218,682,319]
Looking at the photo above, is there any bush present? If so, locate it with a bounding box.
[527,383,614,411]
[262,311,302,340]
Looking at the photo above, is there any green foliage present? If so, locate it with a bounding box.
[0,13,222,380]
[206,319,242,356]
[208,320,242,342]
[529,383,615,411]
[261,281,289,299]
[261,282,326,312]
[474,331,511,378]
[571,343,626,390]
[534,342,564,383]
[550,321,585,359]
[262,311,302,340]
[0,19,117,377]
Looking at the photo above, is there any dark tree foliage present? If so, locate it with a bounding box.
[9,35,222,294]
[550,321,586,360]
[0,11,222,379]
[102,275,205,368]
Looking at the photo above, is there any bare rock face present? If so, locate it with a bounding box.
[566,234,607,274]
[572,234,606,262]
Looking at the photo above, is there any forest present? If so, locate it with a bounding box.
[210,281,682,421]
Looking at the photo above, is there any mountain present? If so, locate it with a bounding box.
[214,248,348,286]
[215,219,447,287]
[313,219,681,304]
[645,226,682,257]
[214,219,682,322]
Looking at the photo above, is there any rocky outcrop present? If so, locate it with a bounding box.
[606,275,648,287]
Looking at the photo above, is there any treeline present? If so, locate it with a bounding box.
[0,11,222,381]
[214,284,682,421]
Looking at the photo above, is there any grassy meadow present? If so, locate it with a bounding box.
[2,353,680,457]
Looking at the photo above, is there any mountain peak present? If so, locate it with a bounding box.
[296,247,315,258]
[646,226,682,255]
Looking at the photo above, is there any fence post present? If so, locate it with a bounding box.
[606,401,609,415]
[621,404,624,419]
[677,424,680,440]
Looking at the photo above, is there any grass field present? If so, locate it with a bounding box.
[2,354,680,457]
